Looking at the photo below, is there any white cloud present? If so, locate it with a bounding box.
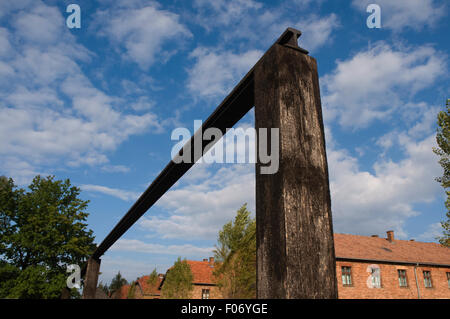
[137,130,441,242]
[0,0,33,19]
[352,0,445,31]
[193,0,262,29]
[329,133,441,239]
[81,184,141,202]
[293,0,314,5]
[187,48,263,99]
[128,96,155,112]
[110,239,214,257]
[181,163,212,183]
[322,43,446,128]
[416,222,444,242]
[95,3,191,70]
[101,165,131,173]
[0,28,13,57]
[98,255,170,285]
[0,1,163,183]
[193,0,339,52]
[1,157,43,186]
[376,104,440,155]
[0,80,160,168]
[294,14,340,52]
[139,164,255,240]
[12,3,64,45]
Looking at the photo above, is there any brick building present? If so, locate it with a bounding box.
[112,231,449,299]
[335,231,450,299]
[113,257,222,299]
[158,257,222,299]
[111,283,130,299]
[184,257,222,299]
[110,273,164,299]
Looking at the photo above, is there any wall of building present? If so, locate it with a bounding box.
[336,260,450,299]
[191,285,222,299]
[133,286,160,299]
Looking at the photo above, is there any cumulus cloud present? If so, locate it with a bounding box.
[187,48,263,99]
[0,1,162,183]
[100,165,131,173]
[329,132,441,239]
[111,239,214,257]
[293,14,340,52]
[139,164,255,240]
[192,0,339,52]
[0,28,13,57]
[139,125,442,242]
[193,0,262,29]
[322,43,446,128]
[98,255,171,284]
[95,2,191,70]
[352,0,445,31]
[81,184,141,202]
[416,222,444,242]
[0,0,33,19]
[1,157,43,186]
[12,3,65,45]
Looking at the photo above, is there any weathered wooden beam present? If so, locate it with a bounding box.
[82,257,101,299]
[87,27,336,299]
[254,35,337,298]
[90,29,305,262]
[91,71,254,261]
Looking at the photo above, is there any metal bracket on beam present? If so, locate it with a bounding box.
[276,27,309,54]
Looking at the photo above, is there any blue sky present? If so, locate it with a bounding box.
[0,0,448,285]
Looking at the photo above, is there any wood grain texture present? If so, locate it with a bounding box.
[82,258,101,299]
[255,44,337,299]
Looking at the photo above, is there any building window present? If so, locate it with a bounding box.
[398,270,408,287]
[447,272,450,289]
[341,266,352,286]
[423,271,432,288]
[202,289,210,299]
[369,266,381,288]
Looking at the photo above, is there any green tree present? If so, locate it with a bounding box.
[109,271,128,296]
[98,281,109,296]
[434,98,450,247]
[161,257,193,299]
[0,175,96,298]
[147,268,159,286]
[213,204,256,299]
[127,281,136,299]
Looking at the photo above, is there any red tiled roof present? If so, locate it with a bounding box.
[114,284,130,299]
[186,260,217,284]
[136,274,163,296]
[334,233,450,266]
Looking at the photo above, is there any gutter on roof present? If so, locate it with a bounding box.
[193,282,216,287]
[336,257,450,268]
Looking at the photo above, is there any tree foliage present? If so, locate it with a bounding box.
[213,204,256,299]
[0,175,96,298]
[161,257,193,299]
[434,98,450,247]
[98,281,110,296]
[147,268,159,286]
[109,271,128,296]
[127,281,136,299]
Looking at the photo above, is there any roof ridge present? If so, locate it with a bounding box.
[335,233,447,245]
